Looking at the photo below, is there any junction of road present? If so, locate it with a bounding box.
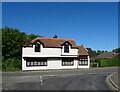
[2,67,118,91]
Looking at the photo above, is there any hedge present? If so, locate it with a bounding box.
[94,58,120,67]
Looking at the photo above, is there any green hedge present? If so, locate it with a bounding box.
[94,58,120,67]
[2,58,21,71]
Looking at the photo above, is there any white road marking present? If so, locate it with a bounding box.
[39,76,43,86]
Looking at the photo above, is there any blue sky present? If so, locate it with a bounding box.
[2,2,118,51]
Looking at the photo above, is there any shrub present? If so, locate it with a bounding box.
[91,58,120,67]
[2,58,21,71]
[98,58,120,67]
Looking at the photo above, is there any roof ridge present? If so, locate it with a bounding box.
[36,37,74,40]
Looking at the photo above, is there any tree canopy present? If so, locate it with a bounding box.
[2,27,43,59]
[53,35,58,38]
[2,27,43,71]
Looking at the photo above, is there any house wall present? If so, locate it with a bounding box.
[22,57,90,70]
[22,44,78,57]
[22,58,78,70]
[22,58,48,70]
[22,44,90,70]
[77,56,90,68]
[60,58,78,69]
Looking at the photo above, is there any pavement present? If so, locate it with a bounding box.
[109,72,120,91]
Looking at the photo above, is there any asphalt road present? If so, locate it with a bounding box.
[2,67,118,91]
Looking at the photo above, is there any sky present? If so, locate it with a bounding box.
[2,2,118,51]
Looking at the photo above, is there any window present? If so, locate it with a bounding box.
[35,42,40,52]
[78,58,88,65]
[26,58,47,66]
[64,43,69,53]
[62,58,74,66]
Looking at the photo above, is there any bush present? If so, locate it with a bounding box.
[94,58,120,67]
[100,58,120,67]
[2,58,21,71]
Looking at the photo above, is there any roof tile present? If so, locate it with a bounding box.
[23,37,77,48]
[78,46,89,55]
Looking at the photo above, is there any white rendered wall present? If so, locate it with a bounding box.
[61,45,78,56]
[47,58,61,69]
[22,43,90,70]
[22,58,79,70]
[22,57,62,70]
[22,44,78,57]
[22,57,90,70]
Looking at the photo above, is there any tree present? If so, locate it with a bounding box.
[102,50,105,53]
[2,27,44,59]
[2,27,28,59]
[53,35,58,38]
[114,48,120,58]
[114,48,120,53]
[96,50,102,55]
[2,27,44,71]
[27,34,43,42]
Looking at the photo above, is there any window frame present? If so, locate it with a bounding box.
[62,58,74,66]
[64,42,69,53]
[78,58,88,66]
[26,58,47,67]
[35,42,41,52]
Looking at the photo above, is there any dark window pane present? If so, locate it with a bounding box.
[62,58,74,66]
[78,58,88,66]
[64,42,69,53]
[35,42,40,52]
[26,58,47,66]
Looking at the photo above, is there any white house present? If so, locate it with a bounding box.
[22,37,90,70]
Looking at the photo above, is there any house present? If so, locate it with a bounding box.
[86,48,97,58]
[96,52,117,59]
[22,37,90,70]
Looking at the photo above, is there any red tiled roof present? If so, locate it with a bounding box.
[86,48,97,58]
[23,37,78,48]
[78,46,89,55]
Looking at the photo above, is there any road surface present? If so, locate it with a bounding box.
[2,67,118,91]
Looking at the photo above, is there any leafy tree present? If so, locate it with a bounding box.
[2,27,43,71]
[96,50,102,55]
[114,48,120,53]
[27,34,43,42]
[2,27,28,59]
[102,50,104,53]
[53,35,58,38]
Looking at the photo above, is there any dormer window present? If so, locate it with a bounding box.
[64,42,69,53]
[35,42,40,52]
